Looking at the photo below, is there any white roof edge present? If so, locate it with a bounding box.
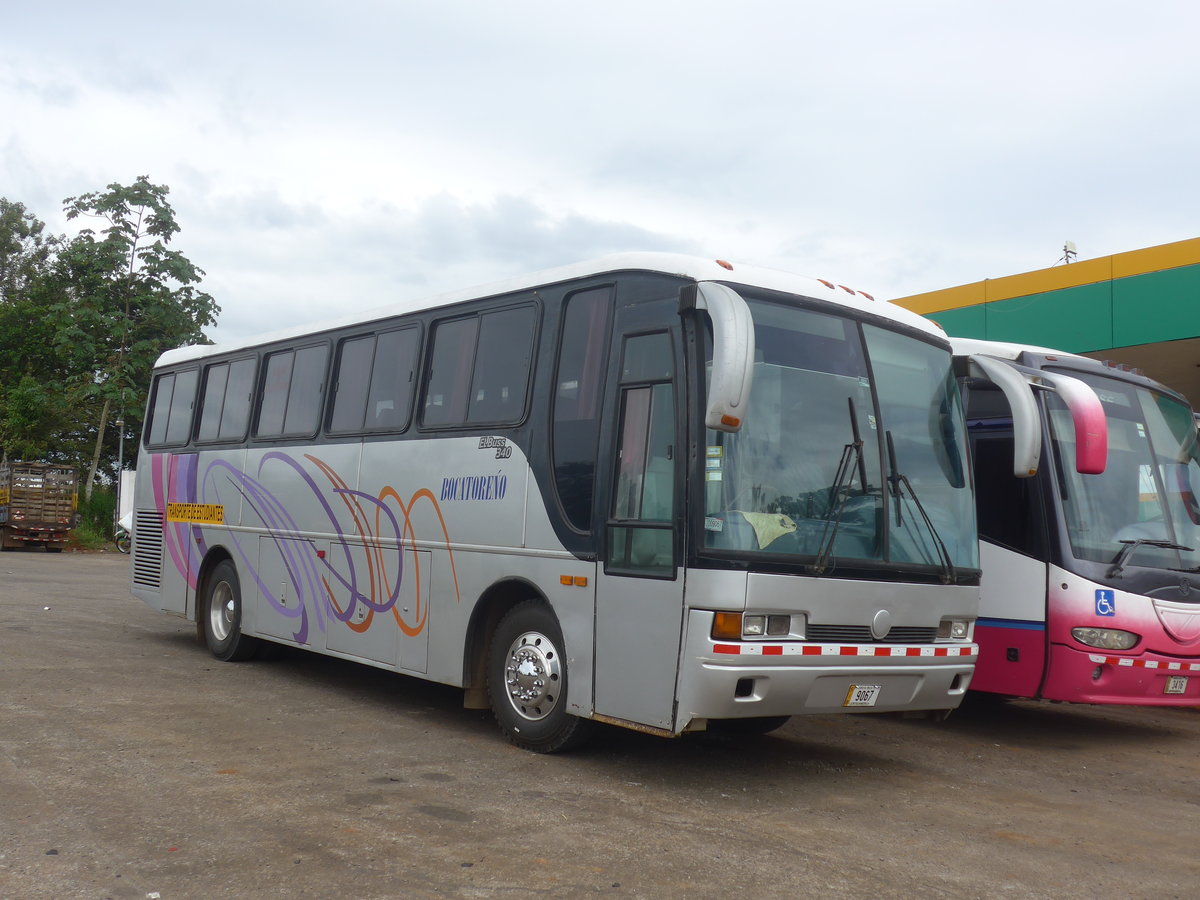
[157,252,944,367]
[949,336,1094,363]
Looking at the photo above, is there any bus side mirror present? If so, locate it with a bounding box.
[691,282,755,433]
[967,354,1042,478]
[1040,372,1108,475]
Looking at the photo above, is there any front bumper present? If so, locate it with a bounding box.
[675,611,976,727]
[1042,643,1200,705]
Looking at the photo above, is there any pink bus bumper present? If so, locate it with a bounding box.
[1041,643,1200,705]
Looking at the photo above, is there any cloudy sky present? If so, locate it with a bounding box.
[4,1,1199,346]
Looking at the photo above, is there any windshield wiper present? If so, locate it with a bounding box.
[886,430,956,584]
[810,398,868,575]
[1107,538,1194,578]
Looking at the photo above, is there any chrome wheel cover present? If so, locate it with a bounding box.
[502,630,562,721]
[209,581,236,643]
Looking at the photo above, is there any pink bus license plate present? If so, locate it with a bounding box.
[1165,676,1188,695]
[844,684,881,707]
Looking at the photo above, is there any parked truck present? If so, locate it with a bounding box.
[0,462,78,551]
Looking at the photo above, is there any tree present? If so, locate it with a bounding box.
[0,200,57,301]
[0,200,68,460]
[58,176,219,498]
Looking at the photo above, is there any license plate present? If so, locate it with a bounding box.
[844,684,881,707]
[1165,675,1189,695]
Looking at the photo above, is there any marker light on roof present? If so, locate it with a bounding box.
[715,259,733,270]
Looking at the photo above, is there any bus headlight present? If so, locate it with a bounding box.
[711,612,795,640]
[937,618,974,640]
[1071,627,1139,650]
[743,615,766,636]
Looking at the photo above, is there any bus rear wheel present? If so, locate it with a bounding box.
[202,559,261,662]
[488,600,593,753]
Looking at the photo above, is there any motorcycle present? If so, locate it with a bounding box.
[114,512,132,554]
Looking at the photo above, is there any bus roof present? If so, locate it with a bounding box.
[951,336,1187,400]
[157,252,945,367]
[949,336,1095,364]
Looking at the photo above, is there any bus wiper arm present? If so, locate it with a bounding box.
[1107,539,1194,578]
[810,399,867,575]
[886,431,903,527]
[887,430,956,585]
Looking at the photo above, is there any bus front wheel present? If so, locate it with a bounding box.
[488,600,594,753]
[202,560,261,662]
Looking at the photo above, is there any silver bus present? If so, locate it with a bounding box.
[131,253,980,751]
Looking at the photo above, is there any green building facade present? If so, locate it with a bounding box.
[892,238,1200,403]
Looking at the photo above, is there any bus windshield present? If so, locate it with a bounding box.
[1047,369,1200,571]
[702,296,977,572]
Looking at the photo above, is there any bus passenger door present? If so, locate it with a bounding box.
[593,329,686,731]
[969,431,1051,697]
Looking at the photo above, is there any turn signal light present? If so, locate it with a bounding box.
[712,612,743,640]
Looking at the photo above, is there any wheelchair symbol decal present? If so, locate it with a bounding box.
[1095,589,1116,617]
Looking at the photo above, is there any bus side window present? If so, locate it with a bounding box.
[255,344,329,439]
[422,304,537,429]
[197,363,230,441]
[257,351,295,436]
[146,368,199,447]
[197,357,256,442]
[329,336,375,432]
[552,287,612,531]
[221,358,256,440]
[367,327,419,430]
[146,372,177,445]
[424,317,479,427]
[467,307,537,425]
[330,327,420,433]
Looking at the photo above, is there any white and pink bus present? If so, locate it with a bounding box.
[129,254,981,751]
[955,338,1200,704]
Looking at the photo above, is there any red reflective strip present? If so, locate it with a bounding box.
[713,644,741,655]
[763,645,784,656]
[906,647,922,657]
[874,647,890,657]
[841,647,857,655]
[803,646,823,655]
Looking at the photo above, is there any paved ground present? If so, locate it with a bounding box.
[2,550,1198,899]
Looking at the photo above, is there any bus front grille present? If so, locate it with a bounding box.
[132,510,165,590]
[806,625,938,644]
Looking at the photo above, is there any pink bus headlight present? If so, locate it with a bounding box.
[1071,627,1139,651]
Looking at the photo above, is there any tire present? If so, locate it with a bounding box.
[708,716,792,736]
[488,600,594,753]
[202,559,261,662]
